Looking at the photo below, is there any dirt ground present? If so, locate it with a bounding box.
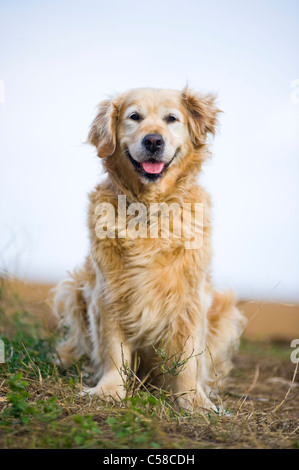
[226,342,299,421]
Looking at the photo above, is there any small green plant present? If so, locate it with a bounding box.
[1,372,63,426]
[0,371,105,448]
[61,415,103,448]
[2,372,35,424]
[106,393,163,448]
[125,392,163,417]
[0,306,59,380]
[152,337,202,376]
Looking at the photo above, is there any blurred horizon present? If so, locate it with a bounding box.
[0,0,299,302]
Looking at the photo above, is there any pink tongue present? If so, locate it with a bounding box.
[141,161,165,174]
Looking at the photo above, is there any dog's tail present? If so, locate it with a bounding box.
[206,290,246,384]
[52,266,92,367]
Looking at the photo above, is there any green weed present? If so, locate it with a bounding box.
[106,393,164,448]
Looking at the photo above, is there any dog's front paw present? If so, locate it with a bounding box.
[177,390,217,414]
[81,375,126,401]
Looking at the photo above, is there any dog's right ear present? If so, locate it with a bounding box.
[88,97,120,158]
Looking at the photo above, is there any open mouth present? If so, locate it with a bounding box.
[126,150,175,181]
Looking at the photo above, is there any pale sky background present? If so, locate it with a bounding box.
[0,0,299,302]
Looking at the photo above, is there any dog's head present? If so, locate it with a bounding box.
[88,87,220,189]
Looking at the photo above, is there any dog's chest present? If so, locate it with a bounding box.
[92,197,211,303]
[106,239,203,342]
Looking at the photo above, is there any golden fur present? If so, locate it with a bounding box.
[53,87,245,412]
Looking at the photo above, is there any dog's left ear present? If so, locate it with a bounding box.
[88,96,120,158]
[181,86,221,148]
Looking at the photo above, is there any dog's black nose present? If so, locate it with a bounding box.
[142,134,165,153]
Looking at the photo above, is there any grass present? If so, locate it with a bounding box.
[0,276,298,449]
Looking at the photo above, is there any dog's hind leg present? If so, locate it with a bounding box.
[52,260,95,367]
[206,290,246,386]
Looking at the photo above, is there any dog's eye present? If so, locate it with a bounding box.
[166,114,178,123]
[129,112,141,121]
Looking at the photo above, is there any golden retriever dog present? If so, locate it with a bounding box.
[53,86,245,412]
